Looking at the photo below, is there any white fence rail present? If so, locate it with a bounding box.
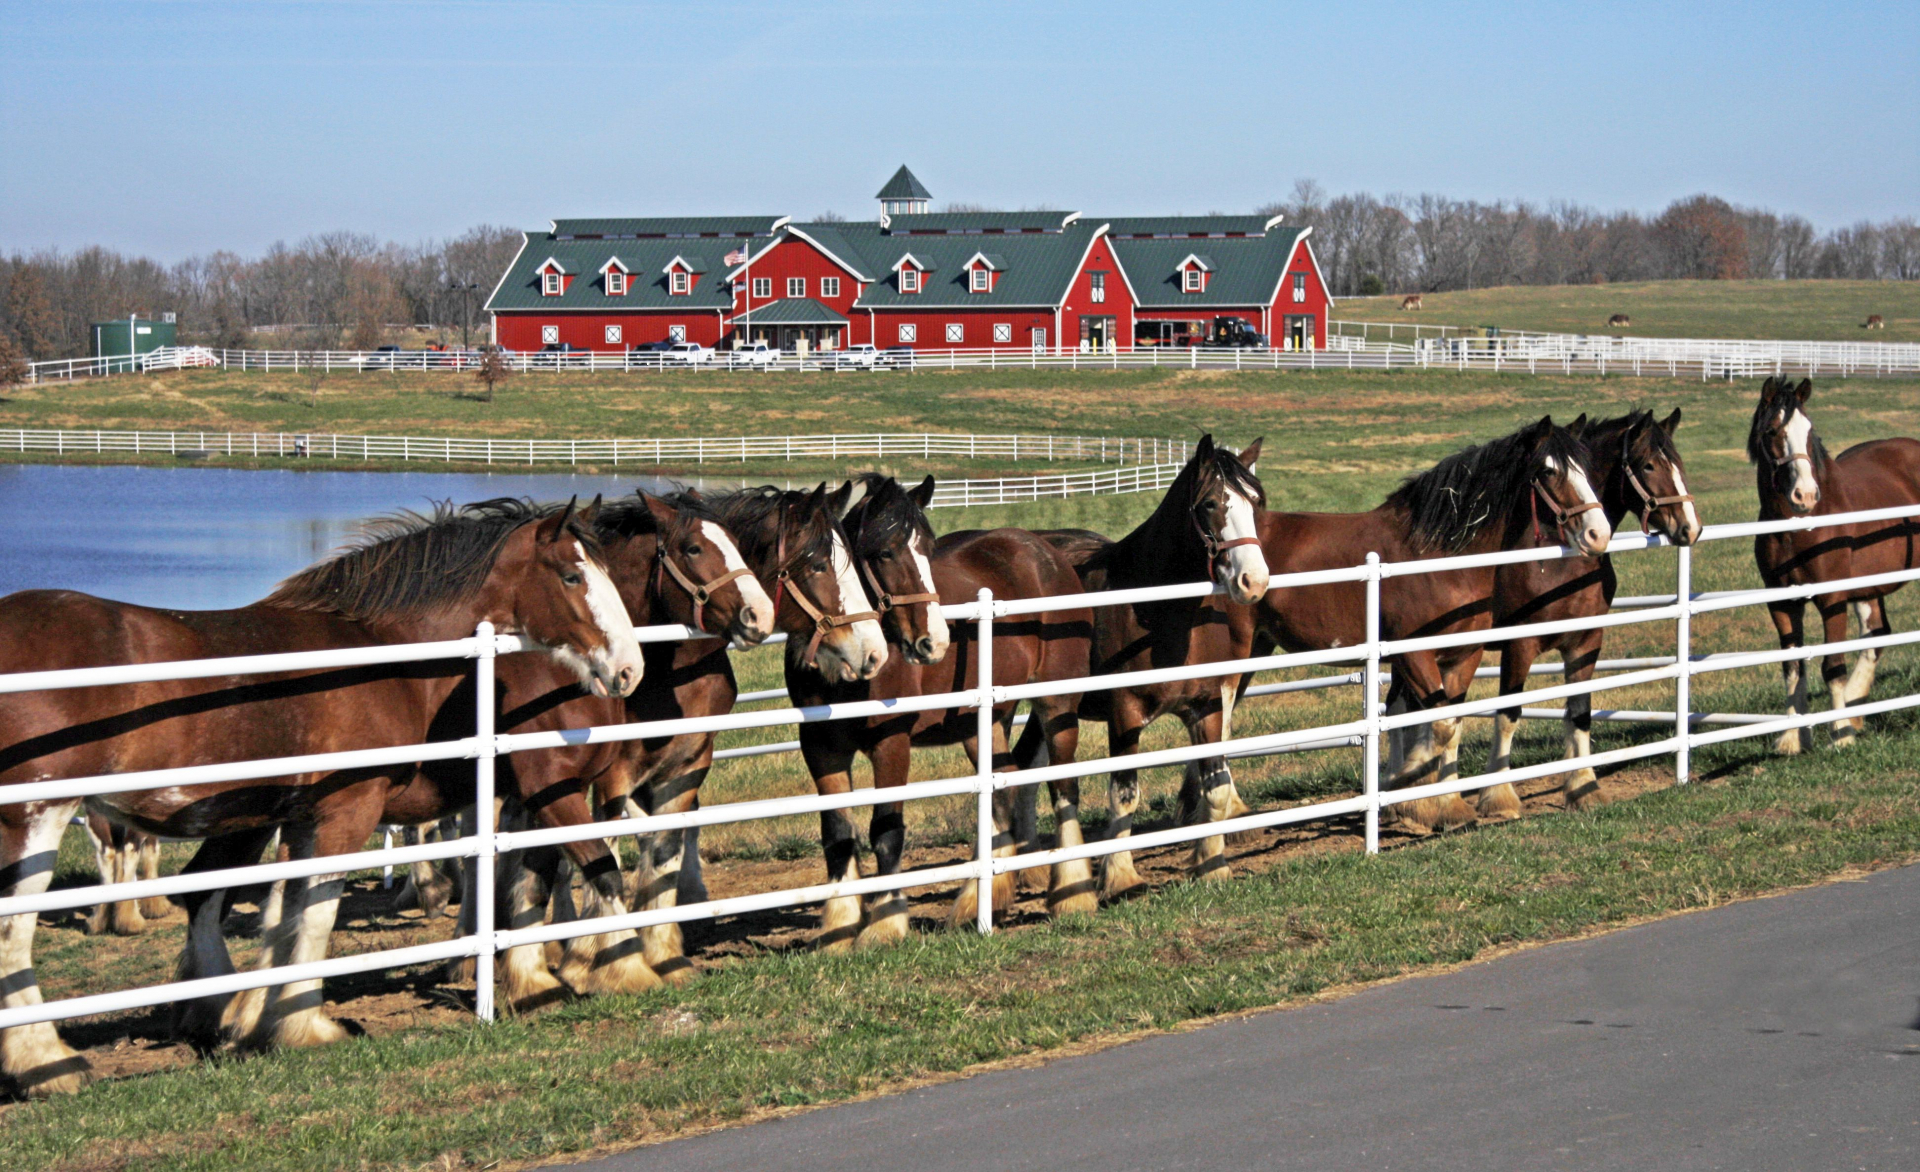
[4,502,1919,1036]
[1330,320,1920,376]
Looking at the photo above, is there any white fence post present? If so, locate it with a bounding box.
[1675,544,1693,784]
[472,622,499,1020]
[974,586,996,935]
[1363,552,1383,854]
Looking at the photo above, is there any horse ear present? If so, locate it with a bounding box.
[1239,437,1263,471]
[637,490,678,529]
[1568,413,1589,437]
[831,478,867,521]
[909,474,937,509]
[1530,415,1555,443]
[1660,407,1682,435]
[1194,433,1215,458]
[578,493,603,527]
[1794,378,1813,405]
[542,495,578,544]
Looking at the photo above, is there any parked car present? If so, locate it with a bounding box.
[661,341,713,366]
[725,342,778,369]
[833,343,884,370]
[881,345,917,369]
[1210,316,1268,348]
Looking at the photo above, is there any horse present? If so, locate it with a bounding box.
[1481,410,1700,817]
[1245,417,1611,834]
[1607,314,1632,328]
[81,813,169,936]
[1749,377,1920,752]
[1401,295,1424,311]
[1037,435,1271,899]
[1864,315,1885,330]
[0,497,644,1096]
[785,473,1094,944]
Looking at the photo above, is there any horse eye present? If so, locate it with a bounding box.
[812,560,830,574]
[561,571,583,587]
[1643,463,1656,474]
[684,543,702,557]
[875,549,894,561]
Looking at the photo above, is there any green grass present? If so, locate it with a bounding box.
[1332,280,1920,342]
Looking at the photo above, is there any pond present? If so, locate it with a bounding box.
[0,463,706,610]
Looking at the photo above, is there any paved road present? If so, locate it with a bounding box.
[578,865,1920,1172]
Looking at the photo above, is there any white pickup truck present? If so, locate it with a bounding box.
[832,344,884,370]
[724,342,777,369]
[662,341,713,366]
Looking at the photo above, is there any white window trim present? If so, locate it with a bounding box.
[1183,269,1203,293]
[900,269,920,293]
[541,324,560,344]
[543,272,562,296]
[821,277,841,298]
[752,277,772,298]
[898,323,917,343]
[604,324,623,344]
[671,271,690,295]
[1293,273,1307,303]
[607,272,626,295]
[668,324,687,343]
[787,277,806,298]
[970,268,990,293]
[993,323,1012,343]
[945,323,964,343]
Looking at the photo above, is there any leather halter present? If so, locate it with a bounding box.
[1619,432,1694,521]
[1193,503,1262,577]
[1530,476,1604,546]
[653,534,750,636]
[859,553,940,616]
[768,516,879,666]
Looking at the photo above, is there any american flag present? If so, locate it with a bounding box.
[724,248,747,266]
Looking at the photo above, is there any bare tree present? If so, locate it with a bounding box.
[1653,195,1749,279]
[0,334,29,394]
[474,346,510,403]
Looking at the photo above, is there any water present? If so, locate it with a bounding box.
[0,464,697,610]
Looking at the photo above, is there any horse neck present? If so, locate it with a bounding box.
[601,530,663,627]
[1114,479,1207,582]
[1584,429,1636,529]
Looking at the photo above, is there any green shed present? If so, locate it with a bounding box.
[91,315,177,372]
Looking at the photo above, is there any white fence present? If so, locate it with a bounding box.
[4,502,1920,1036]
[28,333,1920,387]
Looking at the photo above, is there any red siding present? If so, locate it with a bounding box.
[1060,235,1132,351]
[729,237,864,342]
[1272,239,1329,348]
[870,307,1056,350]
[494,311,725,352]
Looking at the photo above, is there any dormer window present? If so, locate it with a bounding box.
[971,268,990,293]
[900,268,920,293]
[536,258,570,296]
[892,253,931,294]
[961,252,1004,295]
[1183,269,1202,293]
[607,271,626,295]
[663,255,707,297]
[544,272,563,295]
[671,271,689,295]
[1176,254,1214,294]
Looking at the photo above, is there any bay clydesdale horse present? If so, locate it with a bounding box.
[1245,417,1612,833]
[1749,377,1920,752]
[0,498,644,1096]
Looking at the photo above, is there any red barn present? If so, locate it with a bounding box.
[486,169,1331,355]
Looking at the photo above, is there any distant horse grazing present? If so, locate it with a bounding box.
[1246,417,1611,833]
[1042,434,1271,896]
[82,814,169,935]
[1749,377,1920,752]
[790,474,1093,944]
[1864,315,1885,330]
[1401,294,1424,311]
[0,497,643,1096]
[1481,410,1699,817]
[1607,314,1631,328]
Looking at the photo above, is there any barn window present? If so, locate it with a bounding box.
[993,323,1012,343]
[900,268,920,293]
[822,277,841,298]
[1293,273,1306,303]
[1183,269,1203,293]
[946,323,964,343]
[1090,271,1106,304]
[671,271,689,295]
[541,325,559,344]
[752,277,772,299]
[668,325,687,342]
[787,277,805,298]
[970,268,990,293]
[898,323,917,343]
[604,324,622,344]
[543,272,562,296]
[606,271,627,295]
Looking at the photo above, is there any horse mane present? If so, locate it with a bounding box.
[844,472,934,556]
[1746,384,1831,471]
[705,484,838,568]
[1385,421,1591,552]
[593,488,723,540]
[264,497,596,620]
[1586,409,1680,470]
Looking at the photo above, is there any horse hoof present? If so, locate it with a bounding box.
[271,1011,349,1050]
[1387,816,1434,837]
[1774,730,1805,756]
[1047,889,1100,918]
[504,970,574,1016]
[1566,781,1609,811]
[652,957,699,986]
[855,911,911,950]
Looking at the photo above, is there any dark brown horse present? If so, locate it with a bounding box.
[1481,410,1700,816]
[1246,417,1611,833]
[1750,377,1920,752]
[1040,435,1272,898]
[0,498,643,1096]
[788,473,1094,944]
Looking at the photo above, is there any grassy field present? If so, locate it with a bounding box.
[5,365,1920,1167]
[1332,280,1920,342]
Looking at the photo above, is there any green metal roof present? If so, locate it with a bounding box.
[883,211,1077,234]
[875,166,932,201]
[1103,215,1280,238]
[825,222,1101,308]
[550,216,785,239]
[783,223,877,282]
[727,298,849,326]
[1110,227,1309,307]
[486,233,735,312]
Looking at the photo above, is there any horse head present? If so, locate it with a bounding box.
[632,490,774,646]
[1523,417,1612,556]
[1749,376,1821,514]
[1619,409,1701,545]
[514,496,645,697]
[843,473,949,666]
[1187,434,1271,604]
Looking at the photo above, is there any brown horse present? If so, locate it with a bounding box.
[1607,314,1632,328]
[1040,435,1272,898]
[1481,410,1700,816]
[1750,377,1920,752]
[82,814,169,935]
[1246,417,1611,833]
[1864,315,1885,330]
[1402,294,1423,310]
[0,498,643,1096]
[787,473,1094,945]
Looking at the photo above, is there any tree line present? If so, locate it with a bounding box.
[0,226,522,361]
[3,192,1918,361]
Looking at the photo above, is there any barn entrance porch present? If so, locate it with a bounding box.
[1283,314,1316,350]
[1079,316,1117,352]
[727,298,849,352]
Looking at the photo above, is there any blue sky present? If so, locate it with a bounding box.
[2,0,1914,260]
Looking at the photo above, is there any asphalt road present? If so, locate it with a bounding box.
[577,864,1920,1172]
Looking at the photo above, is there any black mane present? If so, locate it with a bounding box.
[705,484,839,569]
[265,497,596,620]
[844,472,934,556]
[1747,382,1831,471]
[594,487,723,541]
[1586,409,1680,473]
[1386,421,1592,552]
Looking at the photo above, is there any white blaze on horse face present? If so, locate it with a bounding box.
[1784,410,1819,513]
[1218,487,1269,603]
[699,520,773,643]
[577,553,643,697]
[1670,465,1702,543]
[1548,455,1611,555]
[911,532,951,662]
[816,530,888,683]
